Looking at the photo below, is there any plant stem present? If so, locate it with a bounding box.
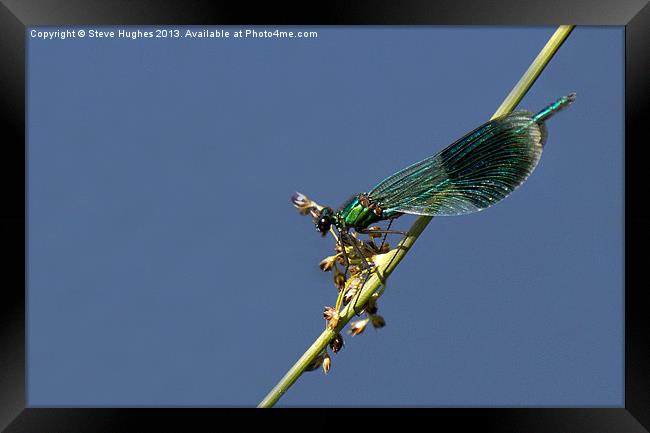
[258,25,575,408]
[493,25,574,118]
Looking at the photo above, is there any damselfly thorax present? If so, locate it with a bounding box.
[317,193,402,234]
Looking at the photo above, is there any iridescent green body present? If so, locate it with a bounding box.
[337,197,377,230]
[334,94,575,232]
[336,196,400,231]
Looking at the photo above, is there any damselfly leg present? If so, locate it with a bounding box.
[342,221,408,315]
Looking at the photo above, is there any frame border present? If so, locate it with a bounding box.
[1,0,648,430]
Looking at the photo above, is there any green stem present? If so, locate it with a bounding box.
[493,25,574,118]
[258,25,575,408]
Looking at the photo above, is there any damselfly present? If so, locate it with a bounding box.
[294,94,575,310]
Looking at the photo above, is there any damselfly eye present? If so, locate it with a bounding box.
[316,207,333,233]
[316,215,331,233]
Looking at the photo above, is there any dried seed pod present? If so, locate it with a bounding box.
[319,255,337,272]
[343,277,362,304]
[370,314,386,328]
[333,272,346,290]
[323,306,340,328]
[329,333,344,353]
[322,353,331,374]
[365,297,379,315]
[348,318,369,336]
[343,288,357,305]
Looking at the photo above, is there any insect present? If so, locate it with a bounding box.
[296,94,575,308]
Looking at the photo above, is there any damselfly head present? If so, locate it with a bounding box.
[316,207,334,235]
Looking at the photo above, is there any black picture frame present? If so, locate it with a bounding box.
[2,0,648,431]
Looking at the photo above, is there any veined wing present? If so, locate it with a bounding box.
[368,110,546,216]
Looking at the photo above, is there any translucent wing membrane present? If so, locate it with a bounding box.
[368,111,546,216]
